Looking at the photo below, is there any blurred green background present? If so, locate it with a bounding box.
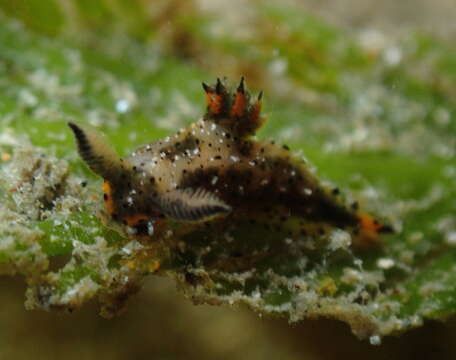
[1,0,456,359]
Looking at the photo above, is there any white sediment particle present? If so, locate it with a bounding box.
[211,176,218,185]
[126,196,134,206]
[303,188,312,195]
[354,259,363,269]
[121,246,132,255]
[0,235,15,251]
[121,240,144,256]
[59,276,100,305]
[369,335,382,346]
[268,57,288,75]
[327,229,351,251]
[341,267,384,288]
[147,221,154,236]
[436,217,456,246]
[0,128,26,146]
[126,226,137,235]
[377,258,395,270]
[230,155,239,162]
[278,125,302,141]
[383,46,402,67]
[252,289,262,300]
[358,29,387,54]
[115,99,130,113]
[341,268,363,284]
[445,232,456,246]
[27,68,81,98]
[434,107,451,126]
[18,89,38,107]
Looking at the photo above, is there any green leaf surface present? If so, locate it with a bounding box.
[0,0,455,341]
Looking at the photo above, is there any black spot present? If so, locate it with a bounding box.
[134,220,149,236]
[185,272,201,286]
[231,251,243,258]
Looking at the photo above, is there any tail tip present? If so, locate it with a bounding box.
[358,213,394,235]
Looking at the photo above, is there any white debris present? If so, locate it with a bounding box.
[383,46,402,67]
[327,229,351,251]
[115,99,131,113]
[147,221,155,236]
[369,335,382,346]
[377,258,395,270]
[445,232,456,246]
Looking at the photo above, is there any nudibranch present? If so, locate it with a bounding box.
[69,78,392,244]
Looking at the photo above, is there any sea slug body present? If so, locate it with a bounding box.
[69,78,392,244]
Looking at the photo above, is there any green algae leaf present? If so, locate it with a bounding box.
[0,1,455,342]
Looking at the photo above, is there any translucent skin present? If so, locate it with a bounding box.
[119,119,357,226]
